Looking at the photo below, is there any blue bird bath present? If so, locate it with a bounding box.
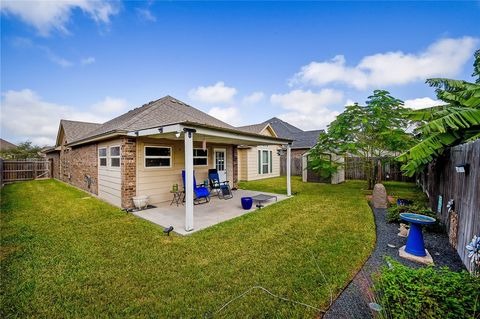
[400,213,436,257]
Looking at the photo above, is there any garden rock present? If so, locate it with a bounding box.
[372,184,388,208]
[398,223,409,237]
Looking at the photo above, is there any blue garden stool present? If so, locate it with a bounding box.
[400,213,436,256]
[241,197,253,210]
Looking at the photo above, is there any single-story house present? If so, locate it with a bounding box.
[45,96,293,231]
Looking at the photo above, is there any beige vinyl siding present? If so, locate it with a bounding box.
[238,145,281,182]
[238,148,248,181]
[98,139,122,207]
[136,137,233,205]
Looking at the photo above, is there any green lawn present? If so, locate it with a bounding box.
[1,177,376,318]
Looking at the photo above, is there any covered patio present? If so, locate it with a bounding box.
[128,122,293,232]
[133,189,289,235]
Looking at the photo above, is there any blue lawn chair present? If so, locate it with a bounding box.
[182,170,210,204]
[208,169,233,199]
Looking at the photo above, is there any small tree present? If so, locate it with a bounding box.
[0,141,43,160]
[309,90,414,189]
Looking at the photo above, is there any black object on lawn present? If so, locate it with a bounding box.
[163,226,174,236]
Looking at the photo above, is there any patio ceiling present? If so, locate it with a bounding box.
[127,122,293,146]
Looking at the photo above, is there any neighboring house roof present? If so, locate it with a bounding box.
[262,117,303,137]
[59,120,102,144]
[289,130,324,149]
[237,117,324,149]
[236,123,270,134]
[0,138,17,151]
[58,96,291,146]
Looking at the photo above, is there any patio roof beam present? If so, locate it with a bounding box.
[182,125,289,146]
[128,124,291,146]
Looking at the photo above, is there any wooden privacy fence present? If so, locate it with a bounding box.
[419,139,480,273]
[345,156,414,182]
[0,159,51,185]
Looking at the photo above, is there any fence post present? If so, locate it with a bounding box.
[0,158,3,187]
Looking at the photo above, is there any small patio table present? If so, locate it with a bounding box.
[170,190,184,207]
[251,194,277,209]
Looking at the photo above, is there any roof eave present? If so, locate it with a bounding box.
[67,130,128,147]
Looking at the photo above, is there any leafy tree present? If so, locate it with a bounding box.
[309,90,414,189]
[0,141,43,160]
[398,50,480,176]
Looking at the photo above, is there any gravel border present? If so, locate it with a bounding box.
[323,205,466,319]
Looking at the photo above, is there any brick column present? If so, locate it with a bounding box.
[121,137,137,209]
[232,145,238,188]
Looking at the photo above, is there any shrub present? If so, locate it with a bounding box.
[374,258,480,319]
[386,204,411,223]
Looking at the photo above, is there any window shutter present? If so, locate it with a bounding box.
[258,150,261,174]
[270,151,273,173]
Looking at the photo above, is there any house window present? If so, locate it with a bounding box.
[193,148,208,166]
[99,147,107,167]
[258,149,273,174]
[145,146,171,168]
[262,150,269,174]
[110,146,121,167]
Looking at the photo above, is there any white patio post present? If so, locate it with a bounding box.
[184,129,195,231]
[286,143,292,196]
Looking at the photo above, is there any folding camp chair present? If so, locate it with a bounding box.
[208,169,233,199]
[182,170,210,204]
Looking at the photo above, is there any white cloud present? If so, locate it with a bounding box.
[92,96,128,114]
[0,89,127,146]
[208,106,241,126]
[291,37,478,90]
[188,81,237,104]
[81,57,95,65]
[270,89,343,130]
[136,8,156,22]
[404,97,447,110]
[242,91,265,105]
[0,0,119,36]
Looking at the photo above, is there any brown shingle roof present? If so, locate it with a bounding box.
[60,120,102,143]
[236,123,269,134]
[82,96,235,141]
[0,138,17,151]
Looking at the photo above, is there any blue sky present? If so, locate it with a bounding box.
[1,1,479,145]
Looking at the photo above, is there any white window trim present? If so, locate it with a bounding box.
[193,148,208,167]
[261,149,270,175]
[144,145,172,169]
[99,147,108,167]
[109,145,121,170]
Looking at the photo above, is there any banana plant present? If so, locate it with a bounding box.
[398,50,480,176]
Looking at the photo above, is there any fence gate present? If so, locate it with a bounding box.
[0,159,51,185]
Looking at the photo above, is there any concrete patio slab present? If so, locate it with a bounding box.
[132,189,289,235]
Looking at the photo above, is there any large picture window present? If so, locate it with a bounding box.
[193,148,208,166]
[99,147,107,167]
[145,146,172,168]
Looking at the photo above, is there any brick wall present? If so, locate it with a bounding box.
[121,137,136,208]
[59,134,98,195]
